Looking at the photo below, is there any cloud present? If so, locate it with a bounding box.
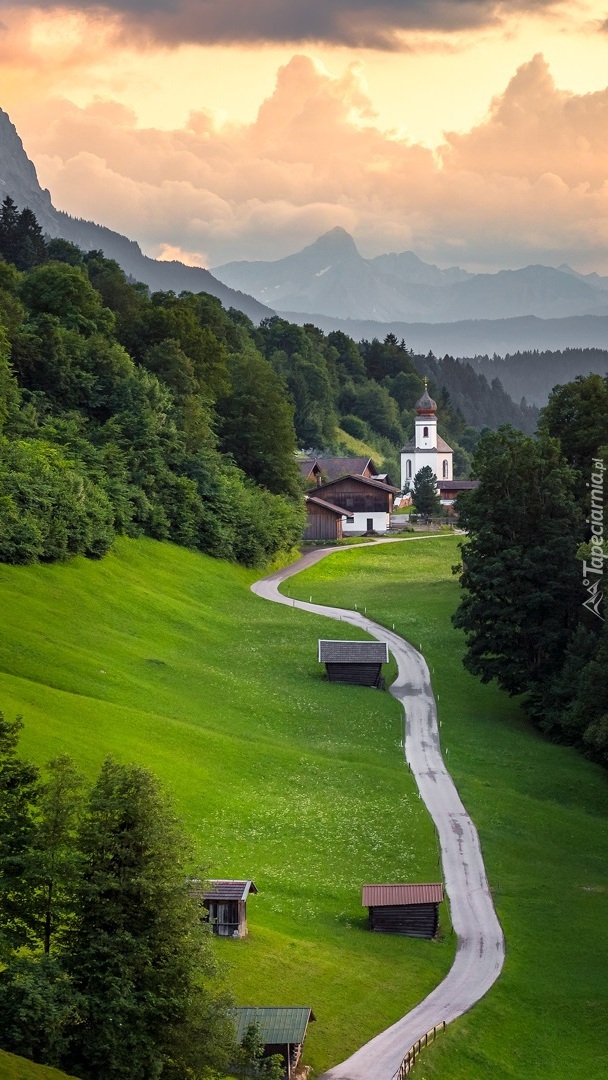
[3,0,563,48]
[22,53,608,272]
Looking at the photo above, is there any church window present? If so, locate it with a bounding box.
[443,459,448,478]
[406,460,412,478]
[423,426,429,438]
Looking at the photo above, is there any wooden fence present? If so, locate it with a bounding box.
[393,1021,446,1079]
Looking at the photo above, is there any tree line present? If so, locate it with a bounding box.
[453,373,608,766]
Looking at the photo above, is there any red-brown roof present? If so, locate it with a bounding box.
[362,883,444,907]
[315,456,378,480]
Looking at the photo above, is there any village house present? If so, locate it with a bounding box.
[313,473,399,534]
[299,455,378,486]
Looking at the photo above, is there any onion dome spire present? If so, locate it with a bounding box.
[414,377,437,415]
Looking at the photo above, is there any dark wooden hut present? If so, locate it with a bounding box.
[303,495,348,541]
[319,639,389,687]
[362,883,444,938]
[192,879,258,938]
[233,1007,316,1079]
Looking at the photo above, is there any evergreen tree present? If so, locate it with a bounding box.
[64,758,234,1080]
[234,1023,284,1079]
[411,465,441,517]
[453,427,583,697]
[0,714,40,955]
[36,756,85,955]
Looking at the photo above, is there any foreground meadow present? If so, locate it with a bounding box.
[287,537,608,1080]
[0,537,453,1076]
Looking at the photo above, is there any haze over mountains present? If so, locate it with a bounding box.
[214,226,608,323]
[0,108,271,323]
[2,104,608,361]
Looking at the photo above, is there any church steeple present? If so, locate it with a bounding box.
[414,378,437,416]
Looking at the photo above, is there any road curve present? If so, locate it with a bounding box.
[251,539,504,1080]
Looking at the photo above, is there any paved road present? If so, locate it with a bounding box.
[252,539,505,1080]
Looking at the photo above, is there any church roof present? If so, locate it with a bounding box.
[414,388,437,414]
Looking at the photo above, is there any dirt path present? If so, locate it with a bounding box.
[252,539,504,1080]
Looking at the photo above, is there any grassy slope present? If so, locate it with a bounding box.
[334,427,384,465]
[0,1052,77,1080]
[0,537,454,1076]
[287,538,608,1080]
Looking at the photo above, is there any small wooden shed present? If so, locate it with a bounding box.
[234,1007,316,1079]
[362,883,444,938]
[304,495,348,541]
[193,879,258,938]
[318,639,389,687]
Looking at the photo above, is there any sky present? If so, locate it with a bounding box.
[1,0,608,272]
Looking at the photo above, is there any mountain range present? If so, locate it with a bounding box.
[213,226,608,323]
[2,105,608,359]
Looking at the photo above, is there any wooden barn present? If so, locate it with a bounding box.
[313,474,400,534]
[303,495,348,541]
[319,639,389,687]
[362,883,444,938]
[233,1007,316,1079]
[192,879,258,938]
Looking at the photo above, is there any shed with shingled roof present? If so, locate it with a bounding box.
[190,879,258,938]
[233,1007,316,1079]
[319,639,389,687]
[362,883,444,938]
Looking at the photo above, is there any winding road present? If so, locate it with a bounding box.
[252,538,505,1080]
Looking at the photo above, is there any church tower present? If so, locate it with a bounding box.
[400,380,453,490]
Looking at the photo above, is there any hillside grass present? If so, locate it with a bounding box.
[334,427,384,465]
[0,537,454,1076]
[286,538,608,1080]
[0,1052,77,1080]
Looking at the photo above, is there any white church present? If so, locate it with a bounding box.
[400,381,453,491]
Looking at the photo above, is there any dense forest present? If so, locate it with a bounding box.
[468,347,608,407]
[0,197,538,570]
[453,373,608,767]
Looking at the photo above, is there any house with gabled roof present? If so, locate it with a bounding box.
[299,455,378,487]
[313,473,399,534]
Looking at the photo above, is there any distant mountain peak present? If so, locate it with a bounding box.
[308,226,360,257]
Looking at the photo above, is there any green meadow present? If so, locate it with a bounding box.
[0,537,454,1077]
[0,1052,79,1080]
[287,537,608,1080]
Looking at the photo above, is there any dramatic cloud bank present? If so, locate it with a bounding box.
[24,54,608,271]
[2,0,564,47]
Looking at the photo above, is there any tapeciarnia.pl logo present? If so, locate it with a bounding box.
[582,458,605,622]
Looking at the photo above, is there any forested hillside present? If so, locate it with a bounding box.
[469,347,608,406]
[0,197,537,569]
